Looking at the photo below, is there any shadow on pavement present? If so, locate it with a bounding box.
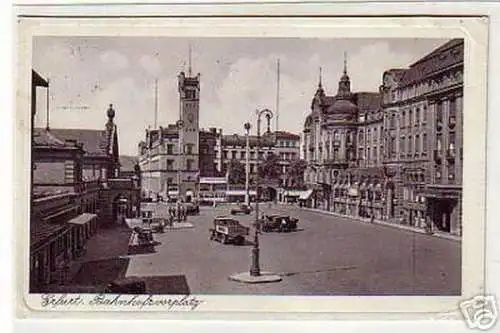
[72,257,131,286]
[279,265,357,277]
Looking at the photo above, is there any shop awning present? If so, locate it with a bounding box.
[226,190,257,196]
[299,189,314,200]
[68,213,97,225]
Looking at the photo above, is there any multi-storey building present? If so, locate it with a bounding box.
[302,39,464,236]
[303,60,383,217]
[30,70,141,292]
[381,38,463,235]
[138,69,201,203]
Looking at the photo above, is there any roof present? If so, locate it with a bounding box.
[274,131,300,140]
[327,98,358,114]
[120,155,138,172]
[222,134,274,147]
[30,221,69,251]
[399,39,464,87]
[33,128,82,149]
[353,92,381,113]
[45,128,109,157]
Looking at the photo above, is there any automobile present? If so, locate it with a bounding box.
[209,216,249,245]
[185,202,200,215]
[128,227,155,254]
[261,214,299,233]
[230,203,252,215]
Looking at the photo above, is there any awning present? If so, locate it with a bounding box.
[226,190,257,196]
[285,190,302,197]
[68,213,97,225]
[299,189,314,200]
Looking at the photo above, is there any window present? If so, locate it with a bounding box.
[241,151,246,159]
[333,148,339,160]
[416,108,420,125]
[186,89,196,99]
[167,178,173,185]
[409,109,413,127]
[373,128,378,143]
[186,144,193,155]
[402,111,406,127]
[250,164,255,173]
[186,159,194,171]
[415,134,420,153]
[449,132,456,150]
[250,151,255,159]
[223,150,228,159]
[436,102,443,124]
[423,105,427,123]
[367,147,371,162]
[437,134,443,151]
[231,151,237,159]
[408,135,413,154]
[367,129,371,144]
[359,131,364,144]
[401,136,406,154]
[374,147,378,160]
[167,159,174,171]
[391,114,396,129]
[358,148,364,160]
[423,133,428,152]
[449,98,457,126]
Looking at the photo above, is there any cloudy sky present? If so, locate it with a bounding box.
[33,37,447,156]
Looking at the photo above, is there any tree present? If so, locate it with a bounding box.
[258,153,282,181]
[288,159,308,189]
[227,159,246,185]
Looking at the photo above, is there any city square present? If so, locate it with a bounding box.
[29,36,463,295]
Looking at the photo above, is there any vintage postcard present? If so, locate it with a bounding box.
[14,12,489,322]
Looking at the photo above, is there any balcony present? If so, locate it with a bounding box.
[434,149,443,164]
[446,148,456,163]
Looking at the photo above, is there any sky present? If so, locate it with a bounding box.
[32,37,448,156]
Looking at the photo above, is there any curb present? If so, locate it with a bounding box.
[282,206,461,242]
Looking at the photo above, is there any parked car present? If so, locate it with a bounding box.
[209,216,249,245]
[230,203,252,215]
[185,202,200,215]
[261,214,298,233]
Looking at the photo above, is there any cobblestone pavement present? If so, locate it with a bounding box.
[119,204,461,295]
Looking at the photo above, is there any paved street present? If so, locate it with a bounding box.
[110,204,461,296]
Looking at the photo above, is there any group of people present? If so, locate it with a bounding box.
[167,203,188,224]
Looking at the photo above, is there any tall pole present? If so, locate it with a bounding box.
[154,78,158,129]
[244,122,251,206]
[275,59,280,132]
[45,79,50,130]
[146,126,151,199]
[250,108,273,277]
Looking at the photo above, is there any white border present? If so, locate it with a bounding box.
[10,4,491,328]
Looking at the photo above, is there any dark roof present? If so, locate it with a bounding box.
[222,134,274,147]
[274,131,300,140]
[399,39,464,87]
[119,155,138,172]
[353,92,381,113]
[327,99,358,114]
[30,221,69,251]
[44,128,109,157]
[32,70,48,87]
[33,128,74,147]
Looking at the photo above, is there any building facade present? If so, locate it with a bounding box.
[138,70,202,203]
[381,38,464,235]
[302,39,464,236]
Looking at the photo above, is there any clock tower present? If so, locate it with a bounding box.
[177,69,200,202]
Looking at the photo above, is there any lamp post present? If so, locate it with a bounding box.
[250,108,273,277]
[176,119,184,223]
[229,108,281,284]
[244,122,251,206]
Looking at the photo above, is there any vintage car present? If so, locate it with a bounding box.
[261,214,299,233]
[185,202,200,215]
[128,227,155,254]
[230,203,252,215]
[209,216,249,245]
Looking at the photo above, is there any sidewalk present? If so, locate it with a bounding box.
[286,205,461,242]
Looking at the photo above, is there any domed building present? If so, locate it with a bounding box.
[302,57,384,218]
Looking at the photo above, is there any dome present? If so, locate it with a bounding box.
[327,99,358,115]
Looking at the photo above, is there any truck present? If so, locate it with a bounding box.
[209,216,250,245]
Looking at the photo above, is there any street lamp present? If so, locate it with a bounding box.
[244,122,251,206]
[176,119,185,223]
[250,108,273,277]
[229,108,281,284]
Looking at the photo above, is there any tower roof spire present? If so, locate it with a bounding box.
[343,51,347,75]
[188,44,192,77]
[318,66,323,88]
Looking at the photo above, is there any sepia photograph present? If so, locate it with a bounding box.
[29,35,464,296]
[14,14,488,318]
